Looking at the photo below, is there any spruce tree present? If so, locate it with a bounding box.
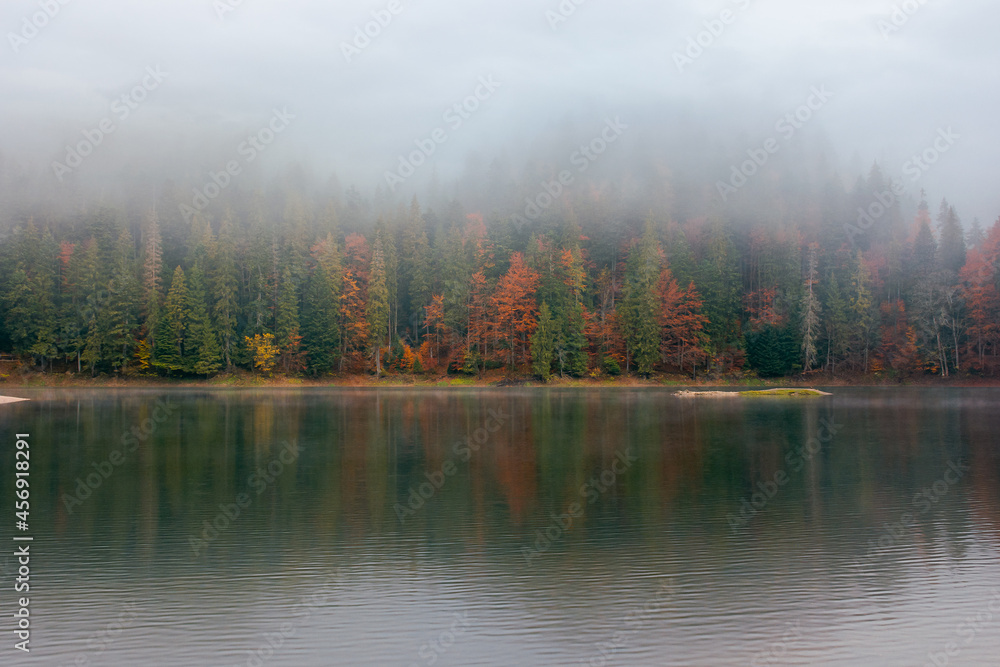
[801,244,821,371]
[187,264,221,376]
[210,210,239,370]
[366,234,390,376]
[275,267,301,372]
[106,229,141,372]
[156,266,190,374]
[531,301,556,380]
[620,221,661,376]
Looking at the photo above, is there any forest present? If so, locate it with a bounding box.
[0,163,998,382]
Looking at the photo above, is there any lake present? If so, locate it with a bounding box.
[2,387,999,666]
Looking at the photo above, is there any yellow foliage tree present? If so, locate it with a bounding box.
[246,333,279,375]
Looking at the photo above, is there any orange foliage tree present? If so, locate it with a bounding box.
[960,231,1000,373]
[657,267,708,374]
[875,300,919,374]
[423,294,445,364]
[493,253,540,369]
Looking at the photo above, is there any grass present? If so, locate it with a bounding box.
[738,388,830,397]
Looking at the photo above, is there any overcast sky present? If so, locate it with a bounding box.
[2,0,998,222]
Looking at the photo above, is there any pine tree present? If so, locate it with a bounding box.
[187,264,221,376]
[821,270,850,374]
[106,229,141,372]
[937,200,966,274]
[156,266,190,374]
[620,222,661,375]
[141,211,163,359]
[1,224,59,369]
[697,224,741,367]
[849,252,877,372]
[531,302,556,380]
[274,267,302,372]
[301,260,340,375]
[800,244,821,371]
[966,218,985,250]
[210,210,239,370]
[366,234,390,376]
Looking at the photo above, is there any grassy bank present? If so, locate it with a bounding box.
[2,368,999,389]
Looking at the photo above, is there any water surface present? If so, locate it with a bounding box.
[2,387,999,666]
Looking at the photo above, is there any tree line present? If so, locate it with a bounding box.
[1,168,998,380]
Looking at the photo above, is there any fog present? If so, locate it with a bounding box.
[1,0,998,224]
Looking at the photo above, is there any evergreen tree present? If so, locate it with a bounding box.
[801,244,821,370]
[367,233,390,376]
[156,266,190,374]
[937,200,966,274]
[966,217,985,250]
[302,260,340,375]
[187,264,221,376]
[849,252,877,372]
[531,302,556,380]
[274,267,302,372]
[698,224,741,365]
[210,210,239,370]
[106,229,141,372]
[620,222,661,375]
[824,271,850,374]
[141,211,163,360]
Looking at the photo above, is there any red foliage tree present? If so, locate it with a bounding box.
[493,253,540,369]
[657,267,708,374]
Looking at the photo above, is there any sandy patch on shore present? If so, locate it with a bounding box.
[675,390,740,398]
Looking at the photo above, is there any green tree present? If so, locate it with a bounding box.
[620,222,661,375]
[156,266,190,374]
[210,210,239,370]
[275,267,301,372]
[531,301,556,380]
[367,233,390,376]
[187,264,221,376]
[106,229,141,372]
[937,199,966,274]
[801,244,821,371]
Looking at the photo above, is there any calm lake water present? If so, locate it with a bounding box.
[2,387,1000,666]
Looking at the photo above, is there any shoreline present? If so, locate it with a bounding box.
[2,372,1000,390]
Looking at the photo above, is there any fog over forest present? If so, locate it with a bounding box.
[1,0,998,379]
